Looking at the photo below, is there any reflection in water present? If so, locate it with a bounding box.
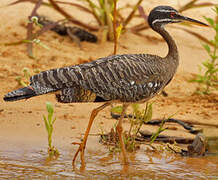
[0,146,218,179]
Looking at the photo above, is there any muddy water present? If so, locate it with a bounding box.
[0,144,218,180]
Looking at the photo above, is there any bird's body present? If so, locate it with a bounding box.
[4,53,178,103]
[3,5,207,166]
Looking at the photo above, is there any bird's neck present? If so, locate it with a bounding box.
[155,26,179,65]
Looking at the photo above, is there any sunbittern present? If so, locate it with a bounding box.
[4,6,208,166]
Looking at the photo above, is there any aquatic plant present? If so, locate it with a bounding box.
[109,102,153,152]
[43,102,59,159]
[150,120,166,144]
[126,103,153,151]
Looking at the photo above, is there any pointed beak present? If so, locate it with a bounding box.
[177,14,208,27]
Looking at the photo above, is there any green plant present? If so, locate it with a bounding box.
[15,68,40,87]
[72,0,143,41]
[128,103,153,137]
[150,112,178,144]
[191,7,218,94]
[43,102,59,159]
[125,103,153,151]
[150,120,166,144]
[6,0,59,58]
[109,102,153,152]
[15,67,31,87]
[110,103,179,150]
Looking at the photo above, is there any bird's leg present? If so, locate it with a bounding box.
[116,103,129,164]
[72,102,111,166]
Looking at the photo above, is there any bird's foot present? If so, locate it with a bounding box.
[72,141,86,166]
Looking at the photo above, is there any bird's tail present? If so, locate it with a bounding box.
[3,86,36,102]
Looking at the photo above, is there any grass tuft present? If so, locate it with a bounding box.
[43,102,59,159]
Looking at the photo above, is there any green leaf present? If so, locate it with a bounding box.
[109,13,113,21]
[23,67,31,80]
[46,102,53,114]
[215,34,218,42]
[38,42,50,50]
[202,44,210,53]
[202,60,211,69]
[43,115,49,132]
[52,117,57,125]
[131,103,139,113]
[150,120,166,144]
[116,24,123,39]
[204,17,214,27]
[143,103,153,123]
[111,105,123,114]
[215,24,218,31]
[213,6,218,14]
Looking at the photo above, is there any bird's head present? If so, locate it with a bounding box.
[148,6,208,29]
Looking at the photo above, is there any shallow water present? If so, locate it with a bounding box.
[0,145,218,180]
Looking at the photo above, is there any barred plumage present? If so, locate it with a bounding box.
[4,53,177,103]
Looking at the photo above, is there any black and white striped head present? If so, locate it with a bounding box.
[148,6,208,30]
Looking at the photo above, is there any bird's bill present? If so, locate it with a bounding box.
[180,15,208,27]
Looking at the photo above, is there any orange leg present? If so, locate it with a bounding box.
[116,103,129,164]
[72,102,111,166]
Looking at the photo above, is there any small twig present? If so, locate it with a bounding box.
[26,0,43,58]
[48,0,98,31]
[147,119,193,131]
[35,18,65,37]
[66,28,81,48]
[84,0,103,25]
[56,1,93,14]
[81,133,101,136]
[112,111,218,129]
[150,120,167,144]
[123,0,144,29]
[167,144,181,154]
[178,0,218,13]
[111,113,196,132]
[178,0,197,13]
[7,0,50,7]
[129,6,149,33]
[139,130,194,144]
[138,5,148,21]
[72,142,81,145]
[104,0,113,41]
[130,23,149,33]
[161,90,168,97]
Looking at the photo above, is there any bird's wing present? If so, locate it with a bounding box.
[76,54,166,102]
[30,54,166,102]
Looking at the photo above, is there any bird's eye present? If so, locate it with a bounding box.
[170,12,176,18]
